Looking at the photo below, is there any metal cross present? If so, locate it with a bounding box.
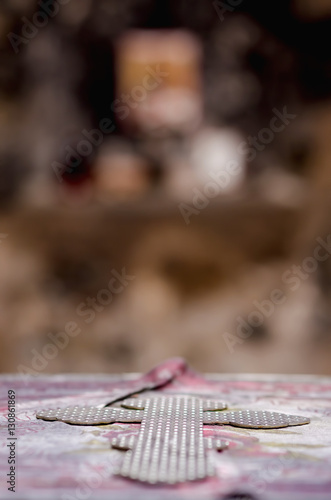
[36,396,310,484]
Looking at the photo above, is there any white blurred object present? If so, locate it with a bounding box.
[190,127,246,195]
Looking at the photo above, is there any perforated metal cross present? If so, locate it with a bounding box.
[36,396,310,484]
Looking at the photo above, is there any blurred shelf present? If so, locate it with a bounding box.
[0,194,305,267]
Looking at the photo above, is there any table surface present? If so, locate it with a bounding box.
[1,370,331,500]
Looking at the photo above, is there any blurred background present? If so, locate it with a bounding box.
[1,0,331,375]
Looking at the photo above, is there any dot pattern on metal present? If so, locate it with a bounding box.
[36,406,143,425]
[121,399,147,410]
[120,398,228,412]
[202,400,228,411]
[203,409,310,429]
[36,396,310,484]
[204,437,229,451]
[115,397,214,484]
[111,435,137,451]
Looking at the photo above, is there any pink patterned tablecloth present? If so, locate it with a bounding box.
[1,362,331,500]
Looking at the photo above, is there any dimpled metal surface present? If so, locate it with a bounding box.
[120,398,228,411]
[203,409,310,429]
[36,406,143,425]
[36,396,310,484]
[115,396,214,484]
[111,435,137,451]
[202,400,228,411]
[121,398,147,410]
[204,437,229,451]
